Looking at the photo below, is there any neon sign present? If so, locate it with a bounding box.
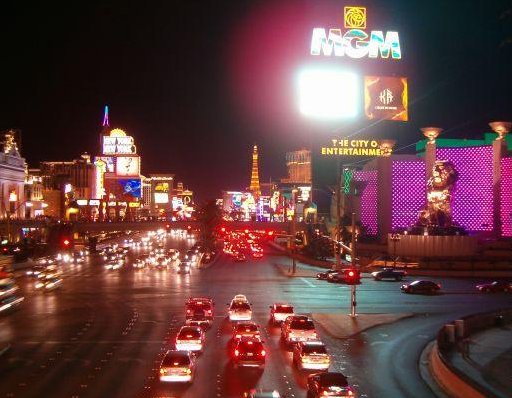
[311,6,401,60]
[102,129,137,155]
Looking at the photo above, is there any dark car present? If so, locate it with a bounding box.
[401,280,441,294]
[306,372,355,397]
[371,268,407,281]
[476,281,512,293]
[327,271,346,284]
[316,270,338,280]
[231,337,266,369]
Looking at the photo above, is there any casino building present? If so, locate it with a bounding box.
[349,126,512,241]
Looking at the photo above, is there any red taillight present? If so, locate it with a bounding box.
[207,310,212,315]
[437,284,442,289]
[63,239,70,246]
[268,231,274,236]
[234,349,239,356]
[235,334,241,339]
[260,350,266,356]
[186,309,191,314]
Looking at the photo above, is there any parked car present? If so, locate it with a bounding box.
[401,280,441,294]
[475,281,512,293]
[371,268,407,281]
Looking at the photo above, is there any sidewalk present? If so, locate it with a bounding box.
[447,325,512,398]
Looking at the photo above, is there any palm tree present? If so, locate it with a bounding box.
[196,199,222,250]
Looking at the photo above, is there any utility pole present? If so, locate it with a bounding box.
[333,160,342,270]
[350,212,357,317]
[291,187,298,274]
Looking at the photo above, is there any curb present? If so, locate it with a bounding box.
[428,342,487,398]
[419,341,451,398]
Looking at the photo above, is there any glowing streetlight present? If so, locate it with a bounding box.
[489,121,511,140]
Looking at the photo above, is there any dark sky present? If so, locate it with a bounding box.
[1,0,511,202]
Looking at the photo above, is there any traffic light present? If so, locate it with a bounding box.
[344,268,361,285]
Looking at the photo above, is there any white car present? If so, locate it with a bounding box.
[159,350,196,383]
[228,299,252,322]
[175,326,205,352]
[269,303,295,325]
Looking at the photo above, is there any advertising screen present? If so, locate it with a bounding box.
[103,135,136,155]
[118,179,141,198]
[115,156,140,177]
[155,182,169,193]
[154,192,169,204]
[364,76,408,121]
[96,156,115,173]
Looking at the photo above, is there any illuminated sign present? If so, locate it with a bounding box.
[154,192,169,204]
[102,129,136,155]
[77,199,88,206]
[321,138,393,156]
[172,197,184,210]
[94,159,106,199]
[128,202,140,208]
[89,199,100,206]
[118,179,142,198]
[96,156,114,173]
[116,156,140,177]
[311,6,401,60]
[364,76,408,121]
[155,182,169,193]
[298,186,312,203]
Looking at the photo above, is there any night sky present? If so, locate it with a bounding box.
[1,0,511,202]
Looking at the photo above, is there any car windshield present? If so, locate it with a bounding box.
[290,319,315,330]
[236,324,258,332]
[178,328,201,339]
[239,341,263,352]
[276,306,294,313]
[303,344,327,355]
[162,353,190,366]
[232,302,251,310]
[318,373,348,386]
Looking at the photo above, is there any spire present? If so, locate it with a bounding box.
[249,144,261,196]
[102,105,110,127]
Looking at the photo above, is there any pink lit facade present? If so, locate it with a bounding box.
[351,136,511,239]
[391,160,426,231]
[436,147,494,232]
[501,158,512,237]
[353,170,378,235]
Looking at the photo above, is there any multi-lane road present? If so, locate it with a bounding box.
[1,232,511,398]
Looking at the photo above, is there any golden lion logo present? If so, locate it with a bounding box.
[344,6,366,29]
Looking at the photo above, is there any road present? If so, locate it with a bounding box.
[1,232,511,398]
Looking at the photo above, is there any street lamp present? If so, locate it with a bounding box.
[390,233,401,267]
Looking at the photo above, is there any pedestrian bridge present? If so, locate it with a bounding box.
[0,219,300,235]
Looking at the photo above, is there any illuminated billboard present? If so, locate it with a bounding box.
[116,156,140,177]
[298,69,360,119]
[154,192,169,204]
[364,76,408,121]
[102,129,136,155]
[96,156,115,173]
[155,182,169,193]
[118,179,141,198]
[321,138,394,157]
[311,7,401,60]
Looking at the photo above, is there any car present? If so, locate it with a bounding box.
[231,337,266,369]
[228,300,252,321]
[243,390,281,398]
[316,270,338,280]
[233,294,249,302]
[132,258,146,269]
[159,350,196,383]
[401,280,441,294]
[0,277,19,299]
[281,315,318,346]
[475,281,512,293]
[371,268,407,281]
[178,261,191,274]
[35,277,62,291]
[0,294,24,314]
[306,372,355,397]
[234,253,247,262]
[293,341,331,371]
[269,303,295,325]
[175,325,205,352]
[185,297,214,327]
[327,271,347,284]
[232,321,261,342]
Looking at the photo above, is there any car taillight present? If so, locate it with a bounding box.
[437,284,442,289]
[185,368,192,374]
[260,350,266,356]
[234,349,239,356]
[235,334,242,339]
[348,389,354,396]
[207,310,212,315]
[186,309,191,314]
[160,368,168,374]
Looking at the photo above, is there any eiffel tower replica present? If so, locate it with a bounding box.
[249,145,261,197]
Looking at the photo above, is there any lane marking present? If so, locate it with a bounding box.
[300,277,316,288]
